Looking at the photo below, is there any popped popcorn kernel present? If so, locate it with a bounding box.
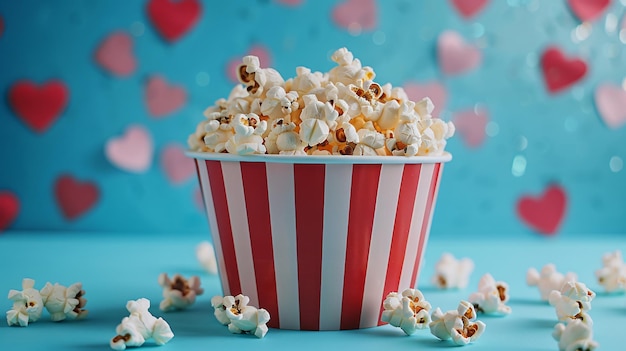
[110,298,173,350]
[6,278,43,327]
[212,294,270,338]
[158,273,204,312]
[429,301,486,346]
[381,288,432,335]
[552,319,598,351]
[40,281,88,321]
[196,241,218,275]
[527,264,578,301]
[431,253,474,290]
[468,274,511,316]
[595,250,626,293]
[549,281,595,322]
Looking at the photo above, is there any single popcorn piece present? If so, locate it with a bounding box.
[548,281,595,322]
[264,118,306,155]
[203,111,234,153]
[158,273,204,312]
[431,253,474,289]
[527,264,578,301]
[381,288,432,335]
[237,55,284,97]
[429,300,486,346]
[196,241,218,275]
[224,113,267,155]
[468,274,511,315]
[552,319,598,351]
[328,47,375,85]
[6,278,43,327]
[110,298,174,350]
[40,281,88,321]
[212,294,270,338]
[595,250,626,293]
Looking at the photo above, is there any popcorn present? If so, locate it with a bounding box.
[431,253,474,289]
[527,264,578,301]
[211,294,270,338]
[548,281,595,322]
[40,281,88,321]
[189,48,455,157]
[552,319,598,351]
[6,278,43,327]
[110,298,174,350]
[158,273,204,312]
[468,274,511,315]
[381,288,432,335]
[595,250,626,293]
[196,241,218,275]
[429,301,486,346]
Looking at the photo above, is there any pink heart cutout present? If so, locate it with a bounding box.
[449,0,489,18]
[161,144,195,184]
[595,83,626,129]
[438,30,482,76]
[332,0,377,31]
[403,81,448,115]
[105,125,153,173]
[452,107,488,148]
[94,31,136,76]
[567,0,610,22]
[517,184,567,235]
[145,76,187,117]
[226,45,272,83]
[0,191,20,232]
[54,175,100,220]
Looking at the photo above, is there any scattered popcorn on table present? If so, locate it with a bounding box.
[196,241,218,275]
[527,264,578,301]
[429,300,486,346]
[189,48,455,157]
[468,274,511,316]
[548,281,595,322]
[6,278,43,327]
[552,319,598,351]
[381,288,432,335]
[595,250,626,293]
[110,298,173,350]
[212,294,270,338]
[158,273,204,312]
[431,253,474,289]
[40,281,88,321]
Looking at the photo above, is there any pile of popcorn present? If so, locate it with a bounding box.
[189,48,454,157]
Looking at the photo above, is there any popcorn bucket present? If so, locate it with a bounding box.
[188,152,451,330]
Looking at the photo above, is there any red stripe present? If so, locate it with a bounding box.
[340,164,382,330]
[205,160,241,296]
[377,164,422,325]
[410,163,441,288]
[240,162,280,328]
[294,164,325,330]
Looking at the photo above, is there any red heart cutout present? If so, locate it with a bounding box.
[540,46,587,94]
[8,80,69,133]
[54,175,100,220]
[517,184,567,235]
[567,0,610,22]
[147,0,201,42]
[449,0,489,18]
[0,191,20,232]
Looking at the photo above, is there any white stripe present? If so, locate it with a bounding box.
[198,160,230,294]
[399,164,434,289]
[319,164,352,330]
[413,164,443,280]
[266,162,300,329]
[221,161,258,306]
[359,164,403,328]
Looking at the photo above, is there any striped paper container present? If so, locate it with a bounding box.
[188,152,451,330]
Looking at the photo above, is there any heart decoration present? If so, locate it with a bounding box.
[94,31,136,76]
[403,81,448,115]
[161,144,195,184]
[437,30,482,76]
[8,80,69,133]
[54,175,100,220]
[145,76,187,117]
[227,45,272,83]
[332,0,377,31]
[567,0,610,22]
[452,107,488,148]
[517,184,567,235]
[449,0,489,18]
[595,83,626,129]
[0,15,4,37]
[540,46,587,94]
[0,191,20,232]
[147,0,202,42]
[105,125,153,173]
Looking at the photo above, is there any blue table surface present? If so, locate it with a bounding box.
[0,231,624,351]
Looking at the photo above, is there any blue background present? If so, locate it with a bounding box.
[1,0,625,237]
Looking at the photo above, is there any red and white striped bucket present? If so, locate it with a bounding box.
[189,152,451,330]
